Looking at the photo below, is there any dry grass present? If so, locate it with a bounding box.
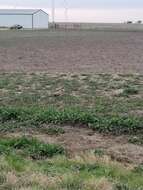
[0,149,143,190]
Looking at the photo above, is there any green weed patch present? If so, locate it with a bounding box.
[0,137,65,159]
[0,106,142,135]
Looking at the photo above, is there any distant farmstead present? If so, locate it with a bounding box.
[0,9,49,29]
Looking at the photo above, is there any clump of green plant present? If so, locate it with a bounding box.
[121,86,139,96]
[115,183,132,190]
[41,126,65,135]
[128,136,143,145]
[134,164,143,174]
[0,137,65,159]
[94,149,105,157]
[0,107,32,122]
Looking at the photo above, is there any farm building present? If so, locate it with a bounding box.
[0,9,49,29]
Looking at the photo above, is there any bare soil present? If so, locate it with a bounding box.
[0,30,143,73]
[6,126,143,165]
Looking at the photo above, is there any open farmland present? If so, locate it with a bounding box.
[0,73,143,189]
[0,30,143,73]
[0,30,143,190]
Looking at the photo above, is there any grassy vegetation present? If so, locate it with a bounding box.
[0,73,143,109]
[0,137,65,159]
[0,106,142,135]
[0,73,143,189]
[0,149,143,190]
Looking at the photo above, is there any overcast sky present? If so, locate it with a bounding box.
[0,0,143,22]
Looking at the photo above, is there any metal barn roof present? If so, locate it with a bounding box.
[0,9,46,15]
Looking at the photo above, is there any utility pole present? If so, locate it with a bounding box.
[52,0,55,28]
[64,0,68,23]
[13,0,17,9]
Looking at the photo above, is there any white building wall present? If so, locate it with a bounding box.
[33,11,49,29]
[0,14,32,28]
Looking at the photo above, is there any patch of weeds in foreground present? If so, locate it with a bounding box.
[0,151,143,190]
[0,137,65,159]
[39,153,143,190]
